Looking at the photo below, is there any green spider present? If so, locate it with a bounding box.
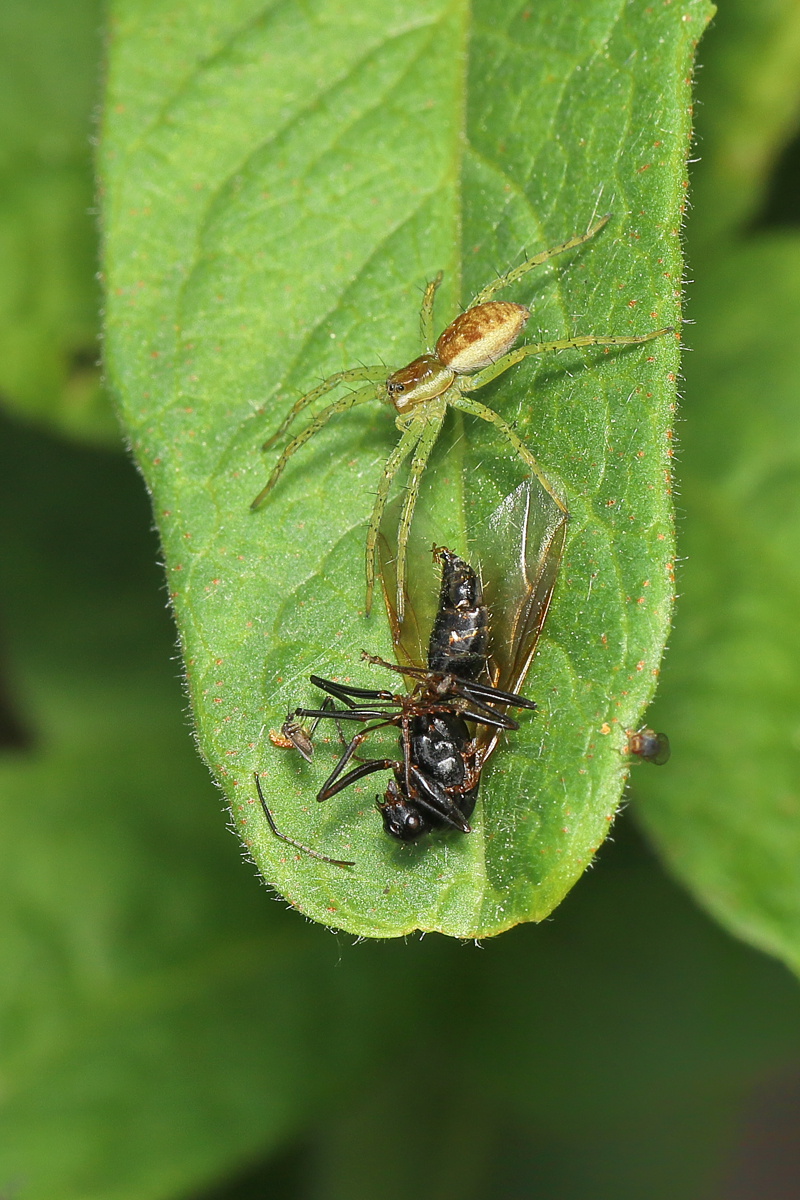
[251,214,670,620]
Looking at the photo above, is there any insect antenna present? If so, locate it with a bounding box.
[254,773,354,868]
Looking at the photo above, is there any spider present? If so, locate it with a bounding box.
[251,213,671,621]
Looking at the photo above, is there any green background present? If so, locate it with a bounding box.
[2,0,800,1197]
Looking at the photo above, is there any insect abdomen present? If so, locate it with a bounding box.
[427,549,488,680]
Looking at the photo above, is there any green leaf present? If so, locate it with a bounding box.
[0,0,119,445]
[633,0,800,975]
[102,0,711,937]
[0,418,303,1197]
[635,234,800,975]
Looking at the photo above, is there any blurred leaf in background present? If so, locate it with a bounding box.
[0,0,119,445]
[636,0,800,977]
[2,1,800,1199]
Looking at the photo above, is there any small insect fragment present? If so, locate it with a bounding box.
[252,214,671,621]
[627,727,671,765]
[269,717,314,762]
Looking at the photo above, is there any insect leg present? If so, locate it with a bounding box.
[318,754,398,802]
[420,270,443,351]
[448,391,566,513]
[408,767,472,832]
[254,774,354,868]
[395,407,446,623]
[469,214,610,307]
[251,383,380,510]
[308,674,400,706]
[364,417,423,615]
[297,707,395,722]
[360,652,428,684]
[261,367,387,450]
[457,678,538,710]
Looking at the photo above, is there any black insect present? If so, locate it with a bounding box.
[627,727,671,765]
[257,479,566,862]
[289,548,537,843]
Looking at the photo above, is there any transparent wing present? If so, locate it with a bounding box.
[377,475,566,710]
[469,479,567,760]
[476,479,567,695]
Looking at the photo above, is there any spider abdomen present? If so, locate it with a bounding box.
[436,301,528,374]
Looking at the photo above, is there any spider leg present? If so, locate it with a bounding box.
[395,407,446,623]
[469,214,610,306]
[420,270,443,351]
[262,366,386,450]
[460,326,673,396]
[448,391,566,513]
[251,383,379,510]
[364,417,424,615]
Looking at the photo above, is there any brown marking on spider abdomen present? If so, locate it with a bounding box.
[436,302,529,374]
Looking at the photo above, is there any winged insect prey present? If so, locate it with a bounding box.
[627,727,671,765]
[251,213,671,622]
[378,476,569,765]
[259,477,566,859]
[290,546,538,843]
[269,717,315,762]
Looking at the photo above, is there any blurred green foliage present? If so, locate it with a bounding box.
[2,1,800,1198]
[0,0,119,445]
[637,0,800,977]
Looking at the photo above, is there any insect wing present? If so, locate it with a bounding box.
[470,479,566,760]
[477,479,566,695]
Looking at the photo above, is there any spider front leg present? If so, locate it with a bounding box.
[251,382,380,510]
[449,389,567,514]
[420,270,443,351]
[469,214,610,307]
[395,405,446,622]
[261,366,387,450]
[364,416,425,615]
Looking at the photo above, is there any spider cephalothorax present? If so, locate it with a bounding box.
[251,214,671,620]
